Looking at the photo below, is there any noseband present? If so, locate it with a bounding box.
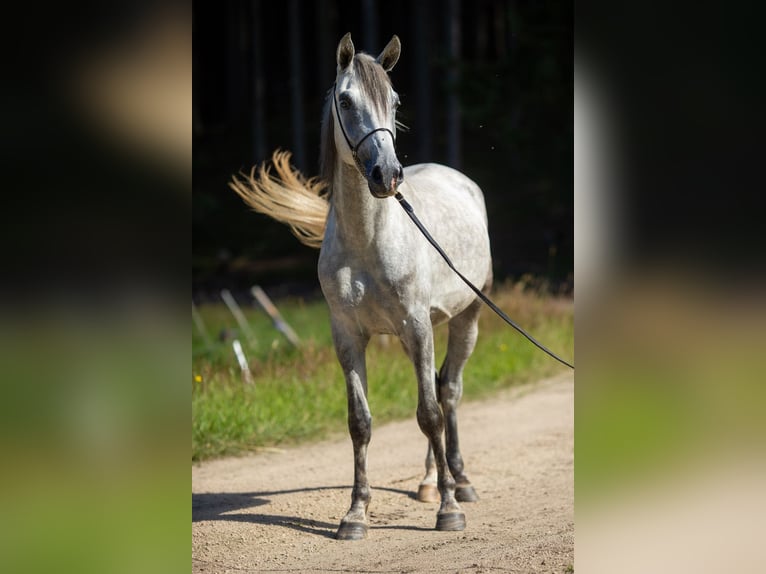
[332,83,396,175]
[331,88,574,370]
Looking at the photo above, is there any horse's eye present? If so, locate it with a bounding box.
[339,98,351,110]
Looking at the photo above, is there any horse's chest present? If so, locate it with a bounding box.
[336,268,368,307]
[319,262,407,332]
[326,266,391,307]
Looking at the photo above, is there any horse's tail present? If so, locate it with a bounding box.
[229,150,329,248]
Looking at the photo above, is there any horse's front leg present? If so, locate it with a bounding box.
[331,322,372,540]
[403,317,465,531]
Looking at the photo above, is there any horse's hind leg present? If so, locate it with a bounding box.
[439,298,483,502]
[331,324,372,540]
[417,443,439,502]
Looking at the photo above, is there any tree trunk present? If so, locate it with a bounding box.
[251,0,267,163]
[446,0,461,169]
[413,0,433,163]
[361,0,378,53]
[287,0,306,171]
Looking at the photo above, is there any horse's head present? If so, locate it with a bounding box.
[332,33,404,198]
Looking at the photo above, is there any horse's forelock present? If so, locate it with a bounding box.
[352,54,393,116]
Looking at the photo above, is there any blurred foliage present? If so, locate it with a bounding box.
[576,274,766,500]
[193,0,572,295]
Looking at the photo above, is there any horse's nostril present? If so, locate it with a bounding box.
[371,165,383,184]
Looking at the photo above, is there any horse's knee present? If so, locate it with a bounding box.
[437,375,463,409]
[348,409,372,445]
[416,399,443,436]
[346,380,371,441]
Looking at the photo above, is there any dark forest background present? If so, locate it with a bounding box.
[193,0,572,301]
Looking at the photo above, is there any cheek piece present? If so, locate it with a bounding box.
[332,83,396,175]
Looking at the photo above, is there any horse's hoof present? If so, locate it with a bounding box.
[435,511,466,531]
[417,483,440,503]
[335,521,368,540]
[455,484,479,502]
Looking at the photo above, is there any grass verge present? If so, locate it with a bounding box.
[192,279,573,461]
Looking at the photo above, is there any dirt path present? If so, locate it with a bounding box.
[192,373,573,573]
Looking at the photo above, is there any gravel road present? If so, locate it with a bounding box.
[193,372,574,573]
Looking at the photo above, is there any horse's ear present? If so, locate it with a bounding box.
[376,35,401,72]
[337,33,355,71]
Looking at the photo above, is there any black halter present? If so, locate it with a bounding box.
[330,88,573,370]
[332,83,396,175]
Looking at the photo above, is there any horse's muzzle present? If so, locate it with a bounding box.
[368,163,404,198]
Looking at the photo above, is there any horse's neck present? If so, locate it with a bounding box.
[330,162,397,250]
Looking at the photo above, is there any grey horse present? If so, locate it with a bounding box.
[231,33,493,540]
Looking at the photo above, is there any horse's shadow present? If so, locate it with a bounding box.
[192,485,427,539]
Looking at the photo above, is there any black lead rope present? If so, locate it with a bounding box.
[332,82,573,369]
[395,192,575,370]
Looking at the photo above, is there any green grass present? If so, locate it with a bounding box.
[192,279,573,461]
